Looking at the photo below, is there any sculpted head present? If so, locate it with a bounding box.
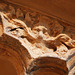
[32,25,50,39]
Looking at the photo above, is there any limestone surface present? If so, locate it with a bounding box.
[0,1,75,75]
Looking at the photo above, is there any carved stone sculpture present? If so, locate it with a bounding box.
[0,0,75,75]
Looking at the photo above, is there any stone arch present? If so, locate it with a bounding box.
[0,58,17,75]
[0,42,26,75]
[28,57,68,75]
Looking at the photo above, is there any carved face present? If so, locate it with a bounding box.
[32,25,50,39]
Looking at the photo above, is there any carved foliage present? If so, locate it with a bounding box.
[0,2,75,60]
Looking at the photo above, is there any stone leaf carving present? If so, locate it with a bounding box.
[0,11,75,60]
[0,2,75,75]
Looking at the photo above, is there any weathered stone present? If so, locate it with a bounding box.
[0,0,75,75]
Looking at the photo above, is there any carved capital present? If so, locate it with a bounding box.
[0,1,75,75]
